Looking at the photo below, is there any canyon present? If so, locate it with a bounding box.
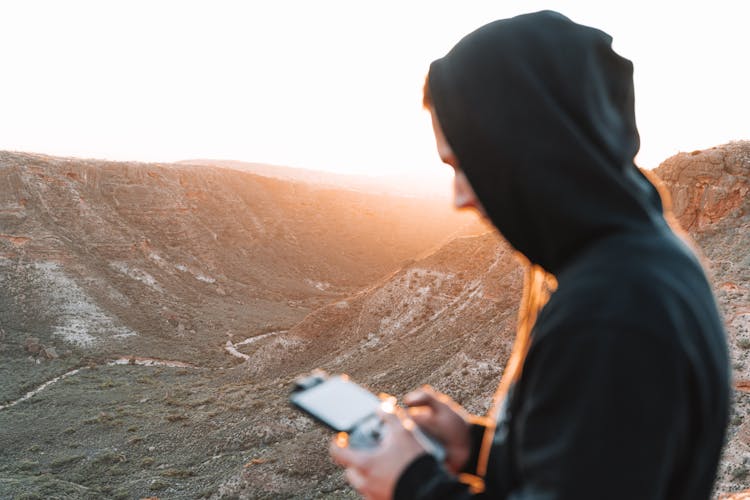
[0,142,747,498]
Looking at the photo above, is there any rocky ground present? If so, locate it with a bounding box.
[0,142,747,498]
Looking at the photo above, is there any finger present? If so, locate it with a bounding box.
[329,436,369,469]
[379,407,429,452]
[407,406,446,441]
[407,405,435,426]
[345,467,367,493]
[404,385,437,407]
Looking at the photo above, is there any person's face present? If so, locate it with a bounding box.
[429,107,487,218]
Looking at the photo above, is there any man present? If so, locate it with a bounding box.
[331,11,729,499]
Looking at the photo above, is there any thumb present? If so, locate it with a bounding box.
[376,406,410,443]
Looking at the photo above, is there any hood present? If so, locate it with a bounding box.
[428,10,665,274]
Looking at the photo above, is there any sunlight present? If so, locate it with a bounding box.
[0,1,746,177]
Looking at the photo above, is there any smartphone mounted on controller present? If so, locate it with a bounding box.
[290,370,445,460]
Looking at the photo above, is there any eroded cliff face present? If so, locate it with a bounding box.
[655,141,750,496]
[656,142,749,232]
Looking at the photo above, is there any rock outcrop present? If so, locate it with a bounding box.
[656,141,749,231]
[656,141,750,496]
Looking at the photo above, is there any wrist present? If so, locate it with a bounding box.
[445,416,473,473]
[457,420,491,474]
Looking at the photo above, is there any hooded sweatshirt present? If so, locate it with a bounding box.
[395,11,730,499]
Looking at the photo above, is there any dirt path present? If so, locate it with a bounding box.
[0,356,198,411]
[2,329,290,411]
[0,367,85,411]
[1,331,289,411]
[107,356,196,368]
[224,330,287,360]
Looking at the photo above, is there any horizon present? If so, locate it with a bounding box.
[1,1,748,190]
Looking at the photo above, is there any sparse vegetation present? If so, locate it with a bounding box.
[17,459,39,471]
[50,454,84,468]
[0,146,747,497]
[98,378,116,389]
[731,465,749,481]
[149,479,169,491]
[161,467,194,478]
[93,451,127,465]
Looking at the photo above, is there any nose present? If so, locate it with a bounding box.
[453,170,479,210]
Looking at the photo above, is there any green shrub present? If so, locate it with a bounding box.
[161,468,194,478]
[50,455,84,468]
[731,465,749,480]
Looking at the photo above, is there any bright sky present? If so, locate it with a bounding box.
[1,1,747,191]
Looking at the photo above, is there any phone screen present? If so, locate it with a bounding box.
[290,375,381,431]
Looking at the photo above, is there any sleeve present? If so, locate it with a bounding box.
[461,420,491,474]
[394,454,488,500]
[507,322,688,499]
[393,421,492,499]
[395,322,688,500]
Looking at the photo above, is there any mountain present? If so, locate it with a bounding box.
[0,150,479,499]
[0,143,747,498]
[0,150,475,400]
[178,158,451,199]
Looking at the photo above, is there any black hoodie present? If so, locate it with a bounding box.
[395,11,730,499]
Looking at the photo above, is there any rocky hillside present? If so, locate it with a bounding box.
[655,141,750,495]
[177,159,450,200]
[242,231,521,412]
[655,141,749,378]
[0,143,746,499]
[0,151,473,401]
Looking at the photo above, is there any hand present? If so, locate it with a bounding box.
[330,408,427,500]
[404,385,473,474]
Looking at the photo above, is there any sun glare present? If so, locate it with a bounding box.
[0,1,746,180]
